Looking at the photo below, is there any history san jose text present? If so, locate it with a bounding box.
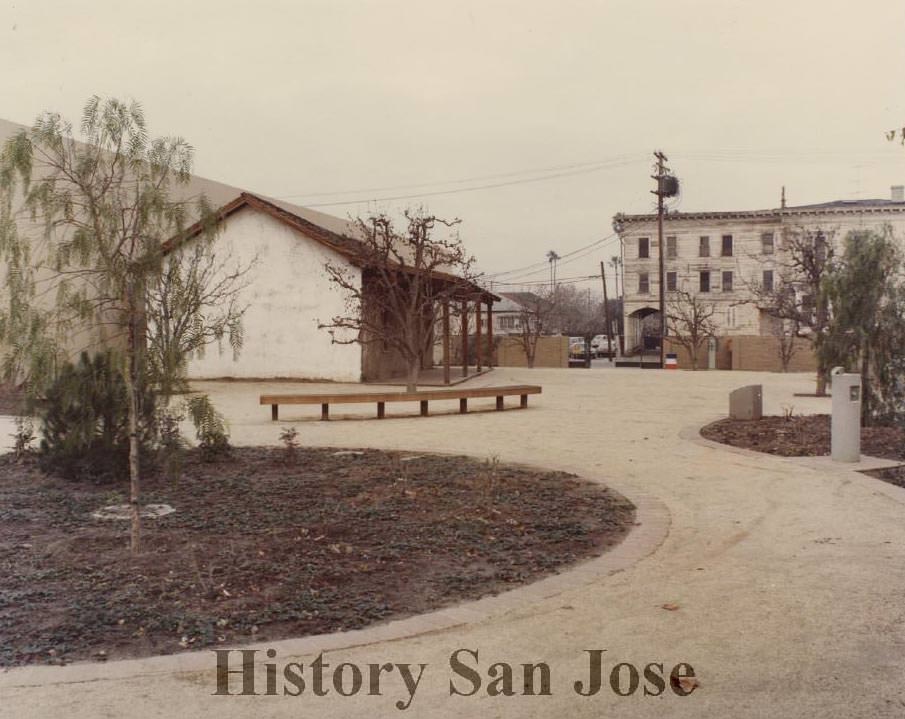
[214,647,698,710]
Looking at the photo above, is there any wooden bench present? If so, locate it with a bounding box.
[260,384,542,421]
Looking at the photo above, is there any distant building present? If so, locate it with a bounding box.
[491,292,550,335]
[614,189,905,366]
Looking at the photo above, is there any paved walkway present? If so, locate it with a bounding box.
[3,368,905,718]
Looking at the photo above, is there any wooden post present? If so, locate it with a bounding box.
[495,395,504,411]
[461,300,469,377]
[420,400,429,416]
[520,394,528,408]
[377,402,385,419]
[271,404,278,421]
[459,397,468,413]
[442,300,451,385]
[475,300,483,372]
[321,403,329,421]
[486,299,494,368]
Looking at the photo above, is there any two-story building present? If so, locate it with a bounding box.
[614,188,905,367]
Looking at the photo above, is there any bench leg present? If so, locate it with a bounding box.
[459,397,468,414]
[321,403,329,421]
[420,400,429,417]
[496,396,504,411]
[271,404,278,421]
[377,402,385,419]
[520,394,528,409]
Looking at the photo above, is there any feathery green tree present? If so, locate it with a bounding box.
[0,96,232,553]
[819,227,905,425]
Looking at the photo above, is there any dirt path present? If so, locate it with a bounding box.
[3,369,905,718]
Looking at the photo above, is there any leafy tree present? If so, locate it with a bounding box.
[665,290,718,370]
[0,96,232,553]
[819,228,905,425]
[320,208,477,391]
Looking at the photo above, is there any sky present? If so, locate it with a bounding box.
[2,0,904,291]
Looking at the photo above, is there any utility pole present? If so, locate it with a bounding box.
[651,150,678,368]
[600,260,613,362]
[546,250,560,293]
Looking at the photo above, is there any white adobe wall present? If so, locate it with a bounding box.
[183,208,362,381]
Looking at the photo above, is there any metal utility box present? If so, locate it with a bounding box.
[729,384,763,420]
[831,367,861,462]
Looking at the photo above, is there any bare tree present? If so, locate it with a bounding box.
[767,316,800,372]
[320,209,477,391]
[511,289,556,368]
[748,226,835,393]
[146,238,255,400]
[666,290,718,370]
[555,285,607,366]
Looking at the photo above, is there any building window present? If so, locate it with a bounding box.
[721,234,733,257]
[763,269,774,291]
[666,236,677,259]
[699,271,710,293]
[638,237,650,259]
[639,272,650,293]
[761,232,774,254]
[499,316,517,330]
[722,270,733,292]
[699,236,710,257]
[666,271,677,291]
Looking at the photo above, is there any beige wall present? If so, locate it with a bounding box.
[494,336,569,368]
[729,335,817,372]
[662,335,816,372]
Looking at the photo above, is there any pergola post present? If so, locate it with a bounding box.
[475,299,483,372]
[461,300,469,377]
[442,300,451,385]
[486,299,494,368]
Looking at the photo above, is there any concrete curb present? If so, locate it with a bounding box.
[683,419,905,505]
[0,457,670,689]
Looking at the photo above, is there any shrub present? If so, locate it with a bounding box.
[279,426,300,464]
[38,352,156,481]
[156,407,187,481]
[11,416,36,461]
[184,394,230,461]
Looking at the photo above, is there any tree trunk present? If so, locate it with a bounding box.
[406,358,420,393]
[861,342,871,426]
[125,302,142,555]
[815,371,827,397]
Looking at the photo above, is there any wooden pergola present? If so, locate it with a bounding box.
[439,287,498,385]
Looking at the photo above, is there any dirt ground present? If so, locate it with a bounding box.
[700,414,905,460]
[0,446,634,667]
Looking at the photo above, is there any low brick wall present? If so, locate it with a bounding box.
[662,337,731,370]
[663,335,816,372]
[495,336,569,368]
[729,335,817,372]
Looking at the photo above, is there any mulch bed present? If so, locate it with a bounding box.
[0,447,634,667]
[700,415,905,460]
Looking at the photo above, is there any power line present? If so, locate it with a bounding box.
[277,155,642,200]
[293,157,641,208]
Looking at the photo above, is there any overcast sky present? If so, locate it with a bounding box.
[3,0,904,289]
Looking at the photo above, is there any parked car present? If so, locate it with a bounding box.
[568,336,588,363]
[591,334,615,359]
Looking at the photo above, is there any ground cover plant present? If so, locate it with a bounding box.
[701,414,905,460]
[0,447,634,667]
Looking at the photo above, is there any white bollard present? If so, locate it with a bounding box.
[830,366,861,462]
